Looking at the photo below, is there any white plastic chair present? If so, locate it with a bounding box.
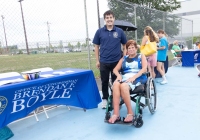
[171,50,182,66]
[30,67,53,120]
[0,72,20,79]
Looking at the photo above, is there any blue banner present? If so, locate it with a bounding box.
[182,50,200,67]
[0,68,101,128]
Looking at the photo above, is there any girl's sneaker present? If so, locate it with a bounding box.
[102,99,108,109]
[160,80,168,85]
[156,79,162,83]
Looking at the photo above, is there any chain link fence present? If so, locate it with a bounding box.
[0,0,193,77]
[106,0,193,49]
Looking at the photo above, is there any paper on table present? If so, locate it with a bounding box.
[52,71,66,75]
[53,70,74,75]
[65,70,74,73]
[40,74,55,78]
[0,78,25,86]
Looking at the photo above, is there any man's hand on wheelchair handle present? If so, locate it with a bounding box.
[96,61,100,69]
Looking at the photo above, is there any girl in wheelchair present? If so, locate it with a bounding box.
[108,40,148,124]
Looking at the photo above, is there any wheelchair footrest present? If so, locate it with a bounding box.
[104,115,144,128]
[104,119,133,126]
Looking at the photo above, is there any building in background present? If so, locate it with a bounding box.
[173,0,200,36]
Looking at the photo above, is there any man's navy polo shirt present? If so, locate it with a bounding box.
[93,25,127,63]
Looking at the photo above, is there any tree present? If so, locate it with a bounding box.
[107,0,181,41]
[125,0,181,12]
[193,35,200,44]
[76,42,81,49]
[82,43,87,48]
[68,42,74,50]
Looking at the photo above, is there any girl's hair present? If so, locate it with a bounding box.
[157,29,168,37]
[144,26,159,42]
[126,40,138,50]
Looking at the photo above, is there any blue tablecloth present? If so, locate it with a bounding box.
[0,68,101,129]
[181,50,200,67]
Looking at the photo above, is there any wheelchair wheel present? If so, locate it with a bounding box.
[133,115,143,128]
[105,95,113,121]
[106,95,113,112]
[146,77,157,114]
[105,112,111,121]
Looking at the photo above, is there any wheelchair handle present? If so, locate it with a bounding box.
[142,72,150,76]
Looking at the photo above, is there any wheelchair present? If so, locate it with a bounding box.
[104,72,157,128]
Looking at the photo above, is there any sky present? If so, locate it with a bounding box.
[0,0,109,48]
[0,0,198,48]
[172,0,200,35]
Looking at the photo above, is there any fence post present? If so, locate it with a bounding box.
[134,5,137,42]
[163,12,165,31]
[181,18,183,42]
[97,0,101,29]
[192,20,193,46]
[18,0,29,55]
[84,0,91,70]
[1,15,8,53]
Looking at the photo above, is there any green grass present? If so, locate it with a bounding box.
[0,52,100,78]
[167,50,174,61]
[0,51,173,78]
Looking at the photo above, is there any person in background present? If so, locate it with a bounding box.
[157,29,168,85]
[196,42,200,49]
[172,40,183,57]
[141,26,158,79]
[92,10,127,109]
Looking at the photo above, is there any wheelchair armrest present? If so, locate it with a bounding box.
[113,71,150,77]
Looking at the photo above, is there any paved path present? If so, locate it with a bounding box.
[8,66,200,140]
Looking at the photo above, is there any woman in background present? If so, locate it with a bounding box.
[157,29,168,85]
[172,40,183,57]
[141,26,158,79]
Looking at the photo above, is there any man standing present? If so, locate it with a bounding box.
[157,29,168,85]
[93,10,127,109]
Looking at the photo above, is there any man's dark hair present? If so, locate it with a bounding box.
[103,10,115,19]
[157,29,168,37]
[157,29,165,34]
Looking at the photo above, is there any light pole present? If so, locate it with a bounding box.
[1,15,8,52]
[97,0,100,29]
[46,21,51,52]
[84,0,91,69]
[134,5,137,42]
[18,0,29,54]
